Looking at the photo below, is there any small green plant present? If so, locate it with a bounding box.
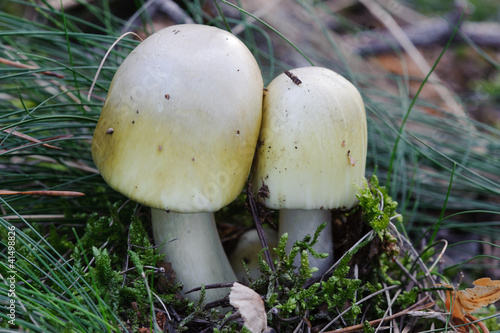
[225,175,439,332]
[356,175,402,239]
[77,203,172,329]
[247,231,366,329]
[0,201,176,332]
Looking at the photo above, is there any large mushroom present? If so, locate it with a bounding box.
[251,67,367,274]
[91,24,263,301]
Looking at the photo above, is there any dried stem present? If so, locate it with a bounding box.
[323,296,435,333]
[246,183,275,272]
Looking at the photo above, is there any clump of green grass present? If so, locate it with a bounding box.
[0,201,128,332]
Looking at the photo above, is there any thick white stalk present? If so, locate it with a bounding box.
[279,209,335,275]
[151,208,236,302]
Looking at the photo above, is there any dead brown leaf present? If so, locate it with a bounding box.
[229,282,267,333]
[443,277,500,333]
[457,278,500,314]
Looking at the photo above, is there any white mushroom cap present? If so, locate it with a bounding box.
[252,67,367,210]
[92,24,263,213]
[229,228,279,283]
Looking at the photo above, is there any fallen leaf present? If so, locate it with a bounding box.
[443,285,468,328]
[229,282,267,333]
[457,277,500,314]
[442,277,500,333]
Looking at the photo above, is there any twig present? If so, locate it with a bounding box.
[377,284,401,332]
[185,282,234,294]
[0,190,84,197]
[388,223,439,291]
[153,291,172,321]
[426,239,448,277]
[394,259,420,288]
[2,129,65,150]
[0,56,64,78]
[319,284,399,332]
[87,31,142,101]
[218,310,243,331]
[1,134,74,155]
[120,265,163,275]
[323,296,435,332]
[1,214,65,220]
[292,318,304,333]
[321,230,375,281]
[246,183,275,272]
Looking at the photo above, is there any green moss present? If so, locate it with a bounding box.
[356,175,401,239]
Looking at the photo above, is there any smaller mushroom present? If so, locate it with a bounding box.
[251,67,367,275]
[229,228,279,284]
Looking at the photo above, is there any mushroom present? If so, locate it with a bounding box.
[91,24,263,301]
[229,228,279,284]
[251,67,367,274]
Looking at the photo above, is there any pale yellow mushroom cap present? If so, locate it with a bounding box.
[252,67,367,210]
[92,24,263,213]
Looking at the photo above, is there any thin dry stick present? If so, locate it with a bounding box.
[292,319,304,333]
[0,190,85,197]
[377,285,401,332]
[388,222,439,292]
[246,183,275,272]
[319,284,399,332]
[426,239,448,277]
[184,282,234,295]
[2,130,64,150]
[1,214,65,220]
[358,0,467,120]
[321,230,375,282]
[87,31,142,101]
[153,291,172,321]
[394,259,421,288]
[19,155,99,174]
[0,56,64,78]
[323,296,435,333]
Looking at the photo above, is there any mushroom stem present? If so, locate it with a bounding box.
[151,208,236,302]
[279,209,335,275]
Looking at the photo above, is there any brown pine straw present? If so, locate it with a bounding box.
[0,190,85,197]
[1,214,65,220]
[323,296,435,333]
[0,56,64,78]
[1,129,73,153]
